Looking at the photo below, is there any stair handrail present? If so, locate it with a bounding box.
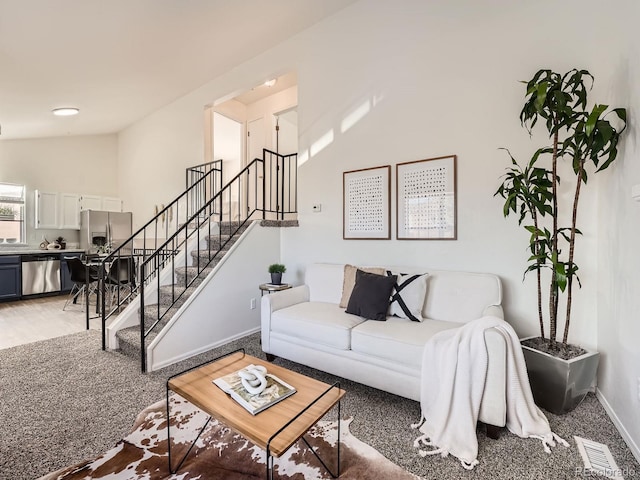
[137,156,265,371]
[106,149,298,372]
[99,160,223,349]
[261,149,298,220]
[186,159,223,218]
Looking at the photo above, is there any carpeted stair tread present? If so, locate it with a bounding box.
[116,304,180,359]
[189,249,230,264]
[204,235,236,249]
[157,284,199,307]
[174,265,214,284]
[113,220,251,366]
[216,221,251,237]
[259,219,300,227]
[141,304,181,327]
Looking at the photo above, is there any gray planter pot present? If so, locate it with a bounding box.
[521,336,599,415]
[270,272,282,285]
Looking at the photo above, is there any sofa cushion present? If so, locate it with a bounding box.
[351,317,464,369]
[339,264,386,308]
[387,271,428,322]
[346,270,397,321]
[271,302,365,350]
[422,271,502,322]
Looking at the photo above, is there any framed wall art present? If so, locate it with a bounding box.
[396,155,457,240]
[343,165,391,240]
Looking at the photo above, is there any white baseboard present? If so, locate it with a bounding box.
[596,388,640,464]
[150,326,261,371]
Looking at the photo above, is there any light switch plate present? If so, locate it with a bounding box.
[312,204,322,212]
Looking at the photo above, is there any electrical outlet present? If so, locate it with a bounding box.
[250,298,256,310]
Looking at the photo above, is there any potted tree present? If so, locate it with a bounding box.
[496,69,626,414]
[268,263,286,285]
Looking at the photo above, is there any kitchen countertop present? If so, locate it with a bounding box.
[0,248,85,256]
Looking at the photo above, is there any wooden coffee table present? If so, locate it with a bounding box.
[166,349,345,479]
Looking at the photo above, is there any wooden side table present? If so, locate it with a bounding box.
[259,283,292,296]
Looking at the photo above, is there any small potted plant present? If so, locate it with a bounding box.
[55,236,66,249]
[268,263,286,285]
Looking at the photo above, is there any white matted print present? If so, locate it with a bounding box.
[343,165,391,239]
[396,155,457,240]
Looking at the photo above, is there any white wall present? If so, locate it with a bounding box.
[116,0,640,456]
[0,134,118,245]
[597,0,640,461]
[148,223,280,370]
[285,0,616,348]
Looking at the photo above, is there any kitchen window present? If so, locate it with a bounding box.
[0,183,25,244]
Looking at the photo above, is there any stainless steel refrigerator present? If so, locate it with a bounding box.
[80,210,133,252]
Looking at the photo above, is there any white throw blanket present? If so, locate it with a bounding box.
[412,316,568,469]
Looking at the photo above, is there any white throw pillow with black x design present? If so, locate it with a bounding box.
[386,271,428,322]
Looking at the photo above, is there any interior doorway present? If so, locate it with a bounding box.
[212,112,243,220]
[247,117,266,165]
[212,112,243,184]
[273,107,298,155]
[208,71,298,220]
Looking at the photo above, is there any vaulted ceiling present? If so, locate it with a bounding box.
[0,0,354,140]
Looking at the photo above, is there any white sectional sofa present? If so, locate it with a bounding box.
[261,263,509,431]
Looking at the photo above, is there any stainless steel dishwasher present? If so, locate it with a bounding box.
[21,254,61,295]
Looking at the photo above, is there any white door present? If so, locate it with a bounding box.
[247,117,267,215]
[247,117,265,164]
[274,108,298,155]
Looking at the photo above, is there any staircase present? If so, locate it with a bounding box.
[114,221,250,362]
[100,149,298,372]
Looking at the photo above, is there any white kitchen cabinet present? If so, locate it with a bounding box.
[59,193,81,229]
[80,195,122,212]
[34,190,58,229]
[35,191,81,229]
[101,197,122,212]
[79,195,102,211]
[36,191,122,230]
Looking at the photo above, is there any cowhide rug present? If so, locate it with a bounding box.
[40,395,420,480]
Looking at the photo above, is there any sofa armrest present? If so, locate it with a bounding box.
[483,304,504,320]
[261,285,310,352]
[479,325,507,427]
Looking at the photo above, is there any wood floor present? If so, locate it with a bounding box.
[0,294,101,350]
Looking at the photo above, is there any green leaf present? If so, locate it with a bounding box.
[586,104,608,137]
[613,107,627,124]
[534,82,549,111]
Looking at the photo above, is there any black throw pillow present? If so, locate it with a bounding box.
[346,269,397,321]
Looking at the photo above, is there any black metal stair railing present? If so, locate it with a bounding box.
[138,156,267,372]
[186,160,224,220]
[100,149,297,372]
[262,149,298,220]
[99,160,223,349]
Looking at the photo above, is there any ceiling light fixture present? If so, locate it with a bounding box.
[52,107,79,116]
[264,79,277,87]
